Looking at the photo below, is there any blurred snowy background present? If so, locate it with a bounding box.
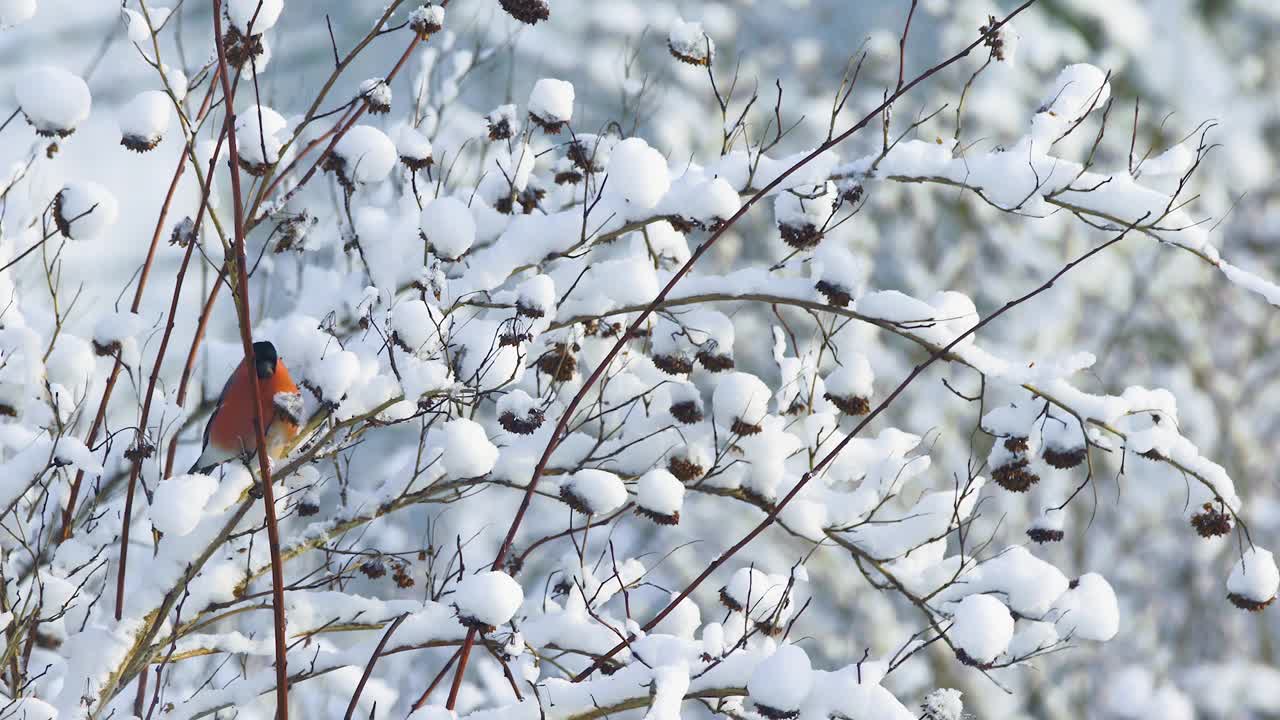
[2,0,1280,718]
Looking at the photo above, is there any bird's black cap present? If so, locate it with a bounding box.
[253,341,278,378]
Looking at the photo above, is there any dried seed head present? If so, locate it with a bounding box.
[536,343,578,381]
[669,400,704,425]
[635,505,680,526]
[1228,593,1274,612]
[359,559,387,579]
[528,111,567,135]
[1026,526,1064,543]
[696,350,735,372]
[1004,436,1029,453]
[92,340,122,358]
[1042,445,1086,469]
[718,586,743,613]
[558,484,593,515]
[121,133,161,153]
[653,352,695,376]
[223,26,264,68]
[393,562,416,589]
[499,0,549,24]
[359,78,392,115]
[980,15,1008,62]
[124,442,155,463]
[954,648,991,670]
[1190,503,1232,538]
[992,457,1039,492]
[499,407,545,435]
[409,4,445,38]
[667,454,704,483]
[297,496,321,516]
[815,280,852,307]
[754,704,800,720]
[169,217,197,247]
[823,391,870,416]
[778,222,823,250]
[486,105,517,141]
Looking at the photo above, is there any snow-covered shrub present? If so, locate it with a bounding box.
[0,2,1274,719]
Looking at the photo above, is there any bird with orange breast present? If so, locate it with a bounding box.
[189,341,304,474]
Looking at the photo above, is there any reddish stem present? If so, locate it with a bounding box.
[211,4,291,717]
[443,0,1038,702]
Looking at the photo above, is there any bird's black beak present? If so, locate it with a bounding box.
[252,340,279,379]
[255,358,276,379]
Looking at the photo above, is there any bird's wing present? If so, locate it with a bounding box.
[201,365,240,452]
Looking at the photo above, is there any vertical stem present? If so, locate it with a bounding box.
[211,3,290,717]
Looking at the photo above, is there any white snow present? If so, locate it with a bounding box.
[515,274,556,317]
[1228,547,1279,603]
[774,181,837,229]
[1050,573,1119,641]
[16,66,91,136]
[563,469,627,515]
[56,182,119,240]
[921,689,963,720]
[652,591,700,639]
[118,90,171,149]
[637,469,684,517]
[823,354,873,399]
[485,104,519,137]
[420,197,476,260]
[235,104,287,166]
[668,18,714,64]
[748,644,812,713]
[358,77,392,111]
[228,0,283,33]
[528,78,574,126]
[1039,64,1110,123]
[440,418,498,478]
[949,594,1014,664]
[712,372,772,428]
[604,138,670,211]
[397,125,433,164]
[391,299,445,355]
[409,4,445,33]
[150,474,219,537]
[1,0,36,29]
[333,125,397,184]
[454,571,523,627]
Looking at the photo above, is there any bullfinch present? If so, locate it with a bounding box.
[188,340,303,474]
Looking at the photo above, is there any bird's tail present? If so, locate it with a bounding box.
[188,460,216,475]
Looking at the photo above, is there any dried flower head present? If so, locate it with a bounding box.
[499,0,549,24]
[815,280,852,307]
[359,558,387,579]
[536,343,578,381]
[1190,502,1232,538]
[1042,445,1086,469]
[1027,526,1065,543]
[499,406,545,435]
[992,457,1039,492]
[358,78,392,114]
[409,4,445,38]
[824,391,870,416]
[1228,592,1274,612]
[668,19,714,66]
[223,25,264,67]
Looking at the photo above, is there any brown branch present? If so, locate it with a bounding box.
[343,612,408,720]
[443,0,1041,703]
[568,213,1145,681]
[59,67,223,541]
[211,4,291,717]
